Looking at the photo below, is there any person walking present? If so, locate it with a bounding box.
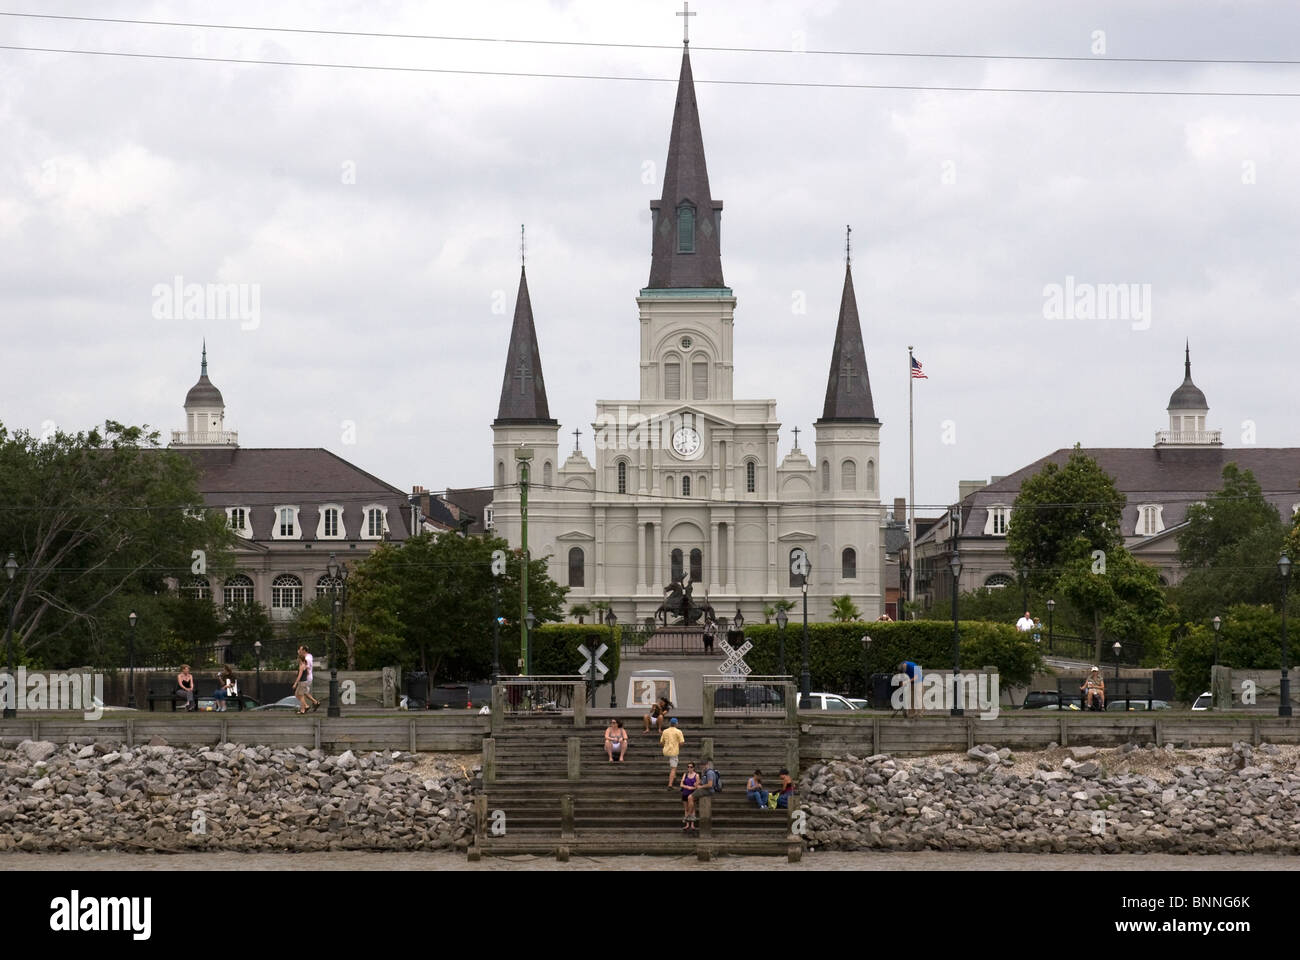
[679,761,701,832]
[605,718,628,762]
[177,665,196,712]
[660,717,685,789]
[897,660,923,717]
[296,645,321,712]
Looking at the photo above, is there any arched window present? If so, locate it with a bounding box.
[984,573,1014,589]
[690,548,703,583]
[223,574,254,606]
[496,461,505,489]
[184,576,210,600]
[866,459,876,493]
[317,574,343,598]
[543,461,553,487]
[821,460,830,493]
[271,574,303,613]
[841,460,856,491]
[789,548,808,588]
[365,506,388,539]
[746,460,756,493]
[617,460,627,495]
[568,547,585,587]
[671,549,684,581]
[692,358,708,400]
[664,353,681,400]
[841,548,857,579]
[682,476,691,497]
[677,203,695,253]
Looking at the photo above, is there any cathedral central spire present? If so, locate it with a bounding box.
[646,46,725,290]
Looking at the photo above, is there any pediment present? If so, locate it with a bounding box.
[555,530,595,542]
[777,529,817,541]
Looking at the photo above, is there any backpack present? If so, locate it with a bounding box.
[706,768,722,793]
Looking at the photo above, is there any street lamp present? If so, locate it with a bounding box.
[949,550,963,716]
[127,610,138,709]
[605,608,617,708]
[1018,563,1028,614]
[326,554,345,718]
[1212,615,1222,667]
[1046,598,1055,652]
[524,610,536,678]
[254,640,263,702]
[1112,640,1122,694]
[1278,554,1292,718]
[799,563,812,709]
[3,553,17,718]
[775,607,788,676]
[861,634,872,702]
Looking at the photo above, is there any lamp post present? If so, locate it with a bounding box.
[492,586,502,684]
[800,567,812,709]
[1112,639,1122,681]
[605,608,617,707]
[1212,615,1222,667]
[3,553,17,718]
[1018,563,1028,614]
[1046,599,1055,653]
[127,610,138,709]
[775,607,788,676]
[1279,555,1292,718]
[524,609,536,678]
[326,554,345,718]
[861,634,872,702]
[254,640,263,703]
[950,550,963,717]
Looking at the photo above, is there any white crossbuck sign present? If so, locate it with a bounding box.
[717,638,752,677]
[578,643,609,680]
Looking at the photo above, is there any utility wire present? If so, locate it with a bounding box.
[2,11,1297,67]
[1,42,1297,97]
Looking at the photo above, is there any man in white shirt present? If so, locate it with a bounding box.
[1015,612,1034,633]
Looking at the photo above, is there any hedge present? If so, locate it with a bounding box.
[741,621,1042,694]
[511,624,622,688]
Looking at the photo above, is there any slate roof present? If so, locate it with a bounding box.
[960,447,1300,540]
[444,488,495,536]
[178,447,411,541]
[816,261,878,423]
[494,267,556,425]
[646,48,725,290]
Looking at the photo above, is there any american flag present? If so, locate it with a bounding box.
[911,356,928,379]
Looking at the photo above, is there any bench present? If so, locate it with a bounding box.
[146,677,192,712]
[1059,676,1153,711]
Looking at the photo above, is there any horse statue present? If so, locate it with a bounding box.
[655,575,715,627]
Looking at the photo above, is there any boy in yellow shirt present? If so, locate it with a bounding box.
[660,717,685,789]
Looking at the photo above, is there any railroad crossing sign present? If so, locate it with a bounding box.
[717,637,752,677]
[578,643,609,680]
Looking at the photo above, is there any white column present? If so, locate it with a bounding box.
[636,517,646,591]
[710,521,720,591]
[653,522,663,590]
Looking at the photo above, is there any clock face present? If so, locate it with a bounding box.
[671,427,702,459]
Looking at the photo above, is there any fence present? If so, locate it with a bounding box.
[494,677,582,717]
[1038,633,1144,665]
[703,675,796,723]
[113,638,305,672]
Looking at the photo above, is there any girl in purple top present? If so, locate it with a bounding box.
[680,762,700,833]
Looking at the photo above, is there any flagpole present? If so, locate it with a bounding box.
[908,346,916,616]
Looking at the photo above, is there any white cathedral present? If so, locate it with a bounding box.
[488,43,884,625]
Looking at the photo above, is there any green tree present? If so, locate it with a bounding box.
[1173,464,1286,621]
[1006,444,1124,587]
[223,600,280,666]
[1055,538,1167,662]
[0,420,234,667]
[830,595,862,622]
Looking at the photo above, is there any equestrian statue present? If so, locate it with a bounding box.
[655,575,715,627]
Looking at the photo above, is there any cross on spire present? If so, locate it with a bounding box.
[677,1,696,45]
[841,356,856,393]
[791,425,801,450]
[514,359,533,396]
[845,224,852,265]
[572,427,582,454]
[520,224,526,267]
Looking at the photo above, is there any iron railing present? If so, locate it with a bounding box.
[496,676,582,716]
[1038,633,1144,665]
[706,675,793,715]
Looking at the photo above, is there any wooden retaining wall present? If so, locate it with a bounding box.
[0,715,490,753]
[798,713,1297,761]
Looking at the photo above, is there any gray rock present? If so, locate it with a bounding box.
[17,741,58,764]
[1069,746,1099,760]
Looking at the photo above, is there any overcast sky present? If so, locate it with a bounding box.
[3,0,1298,513]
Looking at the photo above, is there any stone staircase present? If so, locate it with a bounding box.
[470,715,804,860]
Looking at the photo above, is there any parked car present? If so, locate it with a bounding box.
[799,692,859,711]
[1105,699,1170,711]
[845,698,870,710]
[252,696,303,711]
[1191,691,1212,711]
[713,684,784,709]
[196,694,260,711]
[1022,691,1062,709]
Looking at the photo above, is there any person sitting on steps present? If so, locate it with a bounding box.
[605,718,627,762]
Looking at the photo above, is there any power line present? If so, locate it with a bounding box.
[1,42,1298,97]
[2,11,1297,67]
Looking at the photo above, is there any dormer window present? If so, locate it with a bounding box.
[677,204,695,253]
[984,506,1010,536]
[317,504,344,540]
[364,504,389,540]
[226,507,250,538]
[1138,504,1165,536]
[274,505,301,540]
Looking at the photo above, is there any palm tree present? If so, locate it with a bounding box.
[830,595,862,623]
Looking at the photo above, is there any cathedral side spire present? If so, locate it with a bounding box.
[494,263,556,425]
[817,252,878,423]
[646,45,725,290]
